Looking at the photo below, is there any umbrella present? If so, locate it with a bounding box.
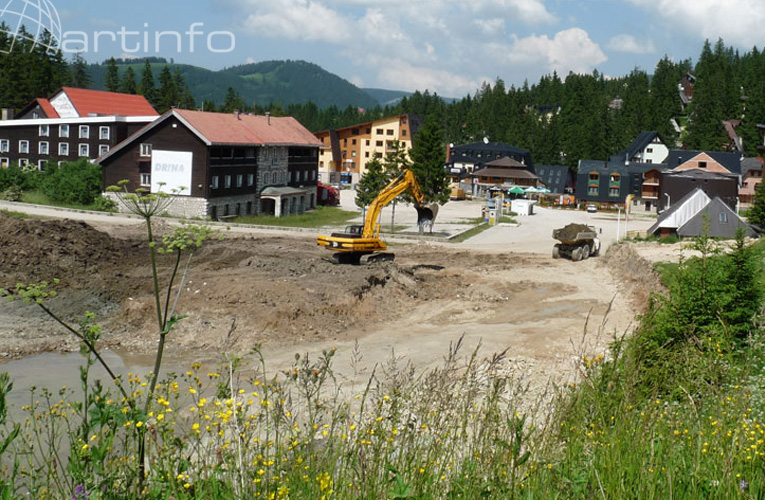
[537,187,551,193]
[508,186,525,195]
[523,186,539,193]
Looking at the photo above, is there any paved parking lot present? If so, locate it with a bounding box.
[338,188,657,255]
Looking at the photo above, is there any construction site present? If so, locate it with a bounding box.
[0,195,674,397]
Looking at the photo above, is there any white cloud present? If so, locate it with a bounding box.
[241,0,352,43]
[626,0,765,48]
[473,18,505,36]
[507,28,607,75]
[466,0,557,26]
[607,34,655,54]
[375,60,484,97]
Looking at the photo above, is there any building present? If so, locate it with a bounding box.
[446,141,534,197]
[658,169,739,213]
[648,188,756,239]
[609,131,669,165]
[472,157,541,198]
[533,165,573,195]
[575,159,669,211]
[0,87,159,169]
[97,109,322,219]
[739,157,763,206]
[664,150,742,174]
[314,114,421,185]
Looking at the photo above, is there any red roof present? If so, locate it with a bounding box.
[174,109,322,146]
[59,87,158,117]
[37,98,59,118]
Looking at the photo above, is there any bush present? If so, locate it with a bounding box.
[40,159,103,205]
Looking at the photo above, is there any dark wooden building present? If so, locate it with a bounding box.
[0,87,158,169]
[97,109,322,219]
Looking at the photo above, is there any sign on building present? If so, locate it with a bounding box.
[151,150,192,195]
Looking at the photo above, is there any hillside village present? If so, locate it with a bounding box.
[1,70,764,241]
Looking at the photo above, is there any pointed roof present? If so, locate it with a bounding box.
[673,152,733,174]
[57,87,158,117]
[666,149,741,174]
[36,98,59,118]
[97,109,321,165]
[173,109,322,146]
[677,197,757,238]
[485,156,525,168]
[648,188,710,235]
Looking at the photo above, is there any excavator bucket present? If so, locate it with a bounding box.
[416,203,439,233]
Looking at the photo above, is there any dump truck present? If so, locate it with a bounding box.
[552,223,601,261]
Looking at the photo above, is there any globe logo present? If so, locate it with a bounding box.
[0,0,62,54]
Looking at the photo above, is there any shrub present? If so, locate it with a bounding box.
[40,159,102,205]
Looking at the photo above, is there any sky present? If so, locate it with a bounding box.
[13,0,765,98]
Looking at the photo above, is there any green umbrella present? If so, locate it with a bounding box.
[508,186,525,194]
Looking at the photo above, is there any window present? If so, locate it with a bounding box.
[386,129,394,136]
[402,130,407,136]
[99,144,109,156]
[59,143,69,156]
[352,139,357,145]
[647,148,653,153]
[351,151,356,157]
[236,174,243,187]
[609,187,620,197]
[311,171,316,181]
[589,172,599,181]
[224,175,231,188]
[38,141,49,155]
[140,173,151,187]
[365,140,370,146]
[376,128,383,135]
[211,176,219,189]
[59,124,69,138]
[99,126,110,140]
[365,152,370,158]
[376,140,383,147]
[79,143,89,157]
[698,161,707,168]
[0,140,8,153]
[609,173,620,183]
[19,158,29,168]
[140,143,152,157]
[646,159,652,164]
[247,173,254,186]
[37,160,45,170]
[39,124,49,137]
[79,125,89,139]
[19,140,29,154]
[0,158,8,168]
[588,185,599,195]
[719,212,728,224]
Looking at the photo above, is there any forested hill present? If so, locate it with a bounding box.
[87,59,382,110]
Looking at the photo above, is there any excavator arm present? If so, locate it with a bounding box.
[317,169,436,264]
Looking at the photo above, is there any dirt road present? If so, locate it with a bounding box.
[0,203,666,399]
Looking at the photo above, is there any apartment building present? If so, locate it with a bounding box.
[314,114,421,185]
[0,87,159,169]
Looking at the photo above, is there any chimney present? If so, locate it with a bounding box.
[1,108,14,120]
[266,111,271,125]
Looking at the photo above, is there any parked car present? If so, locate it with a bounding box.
[586,204,597,213]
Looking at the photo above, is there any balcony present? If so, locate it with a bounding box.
[641,189,659,200]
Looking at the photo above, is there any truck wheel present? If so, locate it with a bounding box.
[571,247,582,261]
[581,244,590,260]
[552,244,561,259]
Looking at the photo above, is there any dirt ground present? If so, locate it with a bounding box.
[0,213,671,395]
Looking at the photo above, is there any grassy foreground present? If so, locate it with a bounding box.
[1,231,764,498]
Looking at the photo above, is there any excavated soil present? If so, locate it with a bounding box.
[0,214,666,394]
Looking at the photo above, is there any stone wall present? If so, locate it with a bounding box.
[104,192,208,219]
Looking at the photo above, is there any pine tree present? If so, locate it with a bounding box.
[355,157,389,209]
[155,65,179,113]
[120,66,138,94]
[139,59,156,107]
[220,86,245,113]
[104,57,120,92]
[408,115,450,204]
[70,53,91,89]
[747,179,765,229]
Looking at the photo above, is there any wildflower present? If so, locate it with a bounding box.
[740,479,749,491]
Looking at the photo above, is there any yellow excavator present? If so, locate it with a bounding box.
[317,169,437,264]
